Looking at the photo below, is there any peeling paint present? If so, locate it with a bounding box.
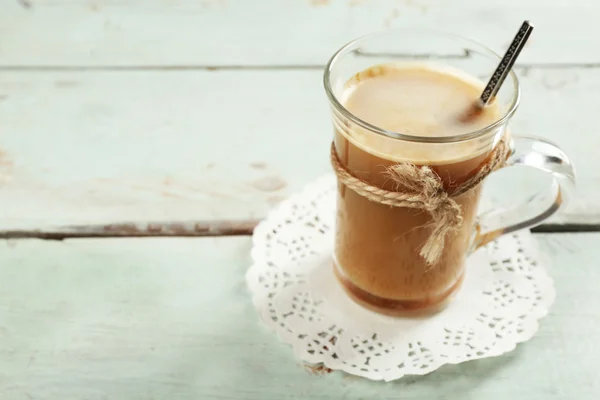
[250,176,287,192]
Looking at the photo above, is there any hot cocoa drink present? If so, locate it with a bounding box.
[332,63,503,314]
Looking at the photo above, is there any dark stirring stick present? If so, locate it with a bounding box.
[479,20,534,106]
[461,21,534,121]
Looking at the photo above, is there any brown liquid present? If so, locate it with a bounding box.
[333,64,502,314]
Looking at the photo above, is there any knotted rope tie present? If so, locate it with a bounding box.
[330,137,511,265]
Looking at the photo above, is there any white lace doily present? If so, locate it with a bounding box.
[246,175,555,381]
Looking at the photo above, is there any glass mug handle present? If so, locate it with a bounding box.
[473,135,576,248]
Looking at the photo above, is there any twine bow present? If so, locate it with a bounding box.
[330,137,511,265]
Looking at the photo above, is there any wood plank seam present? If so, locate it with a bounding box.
[2,63,600,72]
[0,221,597,240]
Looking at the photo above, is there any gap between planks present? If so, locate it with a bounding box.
[2,63,600,72]
[0,220,598,240]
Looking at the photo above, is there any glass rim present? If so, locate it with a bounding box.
[323,28,521,144]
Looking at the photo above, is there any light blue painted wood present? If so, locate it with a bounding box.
[0,68,595,228]
[1,0,599,65]
[0,234,598,399]
[0,0,596,228]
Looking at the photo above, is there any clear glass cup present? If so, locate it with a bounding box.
[323,29,576,316]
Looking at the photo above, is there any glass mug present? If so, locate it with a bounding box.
[323,29,576,316]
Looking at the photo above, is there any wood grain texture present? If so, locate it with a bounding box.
[0,234,598,399]
[1,0,600,66]
[0,68,596,228]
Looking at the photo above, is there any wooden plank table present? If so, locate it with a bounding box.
[1,235,599,399]
[1,0,599,398]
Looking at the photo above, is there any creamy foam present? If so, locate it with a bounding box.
[337,63,504,164]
